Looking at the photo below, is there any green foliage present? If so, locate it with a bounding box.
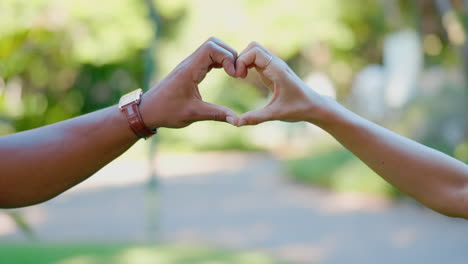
[0,0,153,65]
[0,0,465,155]
[454,141,468,163]
[286,149,354,186]
[157,122,263,152]
[285,149,401,197]
[0,0,150,134]
[401,82,467,157]
[0,243,284,264]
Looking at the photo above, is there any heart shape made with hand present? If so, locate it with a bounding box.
[141,38,322,130]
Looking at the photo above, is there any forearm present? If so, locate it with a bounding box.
[0,37,240,208]
[0,105,138,208]
[234,41,468,217]
[316,97,468,218]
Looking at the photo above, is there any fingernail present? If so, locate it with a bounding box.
[226,116,235,126]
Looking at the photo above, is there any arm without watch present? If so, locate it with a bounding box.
[235,41,468,219]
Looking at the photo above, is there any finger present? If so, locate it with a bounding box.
[238,107,274,126]
[197,41,237,79]
[237,42,262,77]
[239,41,271,58]
[191,101,239,126]
[206,37,238,61]
[236,47,273,78]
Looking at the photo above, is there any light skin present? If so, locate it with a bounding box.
[1,38,467,219]
[234,41,468,219]
[0,37,239,208]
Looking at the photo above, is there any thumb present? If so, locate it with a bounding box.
[194,101,239,126]
[238,107,274,126]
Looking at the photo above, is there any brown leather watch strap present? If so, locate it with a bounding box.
[121,103,156,139]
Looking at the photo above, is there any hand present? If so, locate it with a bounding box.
[140,37,240,129]
[235,42,332,127]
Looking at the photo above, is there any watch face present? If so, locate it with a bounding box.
[119,89,142,109]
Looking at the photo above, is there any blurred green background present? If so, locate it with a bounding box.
[1,0,467,263]
[0,243,284,264]
[1,0,466,192]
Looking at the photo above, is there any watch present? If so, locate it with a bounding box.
[118,88,156,139]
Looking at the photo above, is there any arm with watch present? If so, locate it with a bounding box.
[0,37,239,208]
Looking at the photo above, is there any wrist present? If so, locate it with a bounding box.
[306,96,348,130]
[110,105,141,142]
[118,89,157,138]
[139,91,163,130]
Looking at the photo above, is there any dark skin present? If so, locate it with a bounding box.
[234,42,468,219]
[0,37,239,208]
[1,38,468,219]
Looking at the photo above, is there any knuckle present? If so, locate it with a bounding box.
[252,47,262,54]
[223,52,234,61]
[249,41,260,48]
[253,46,265,54]
[212,112,225,121]
[203,41,217,51]
[208,36,218,42]
[243,116,255,125]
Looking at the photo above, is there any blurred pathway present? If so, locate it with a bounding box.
[1,152,467,264]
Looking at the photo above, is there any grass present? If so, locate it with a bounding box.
[285,148,402,197]
[0,243,284,264]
